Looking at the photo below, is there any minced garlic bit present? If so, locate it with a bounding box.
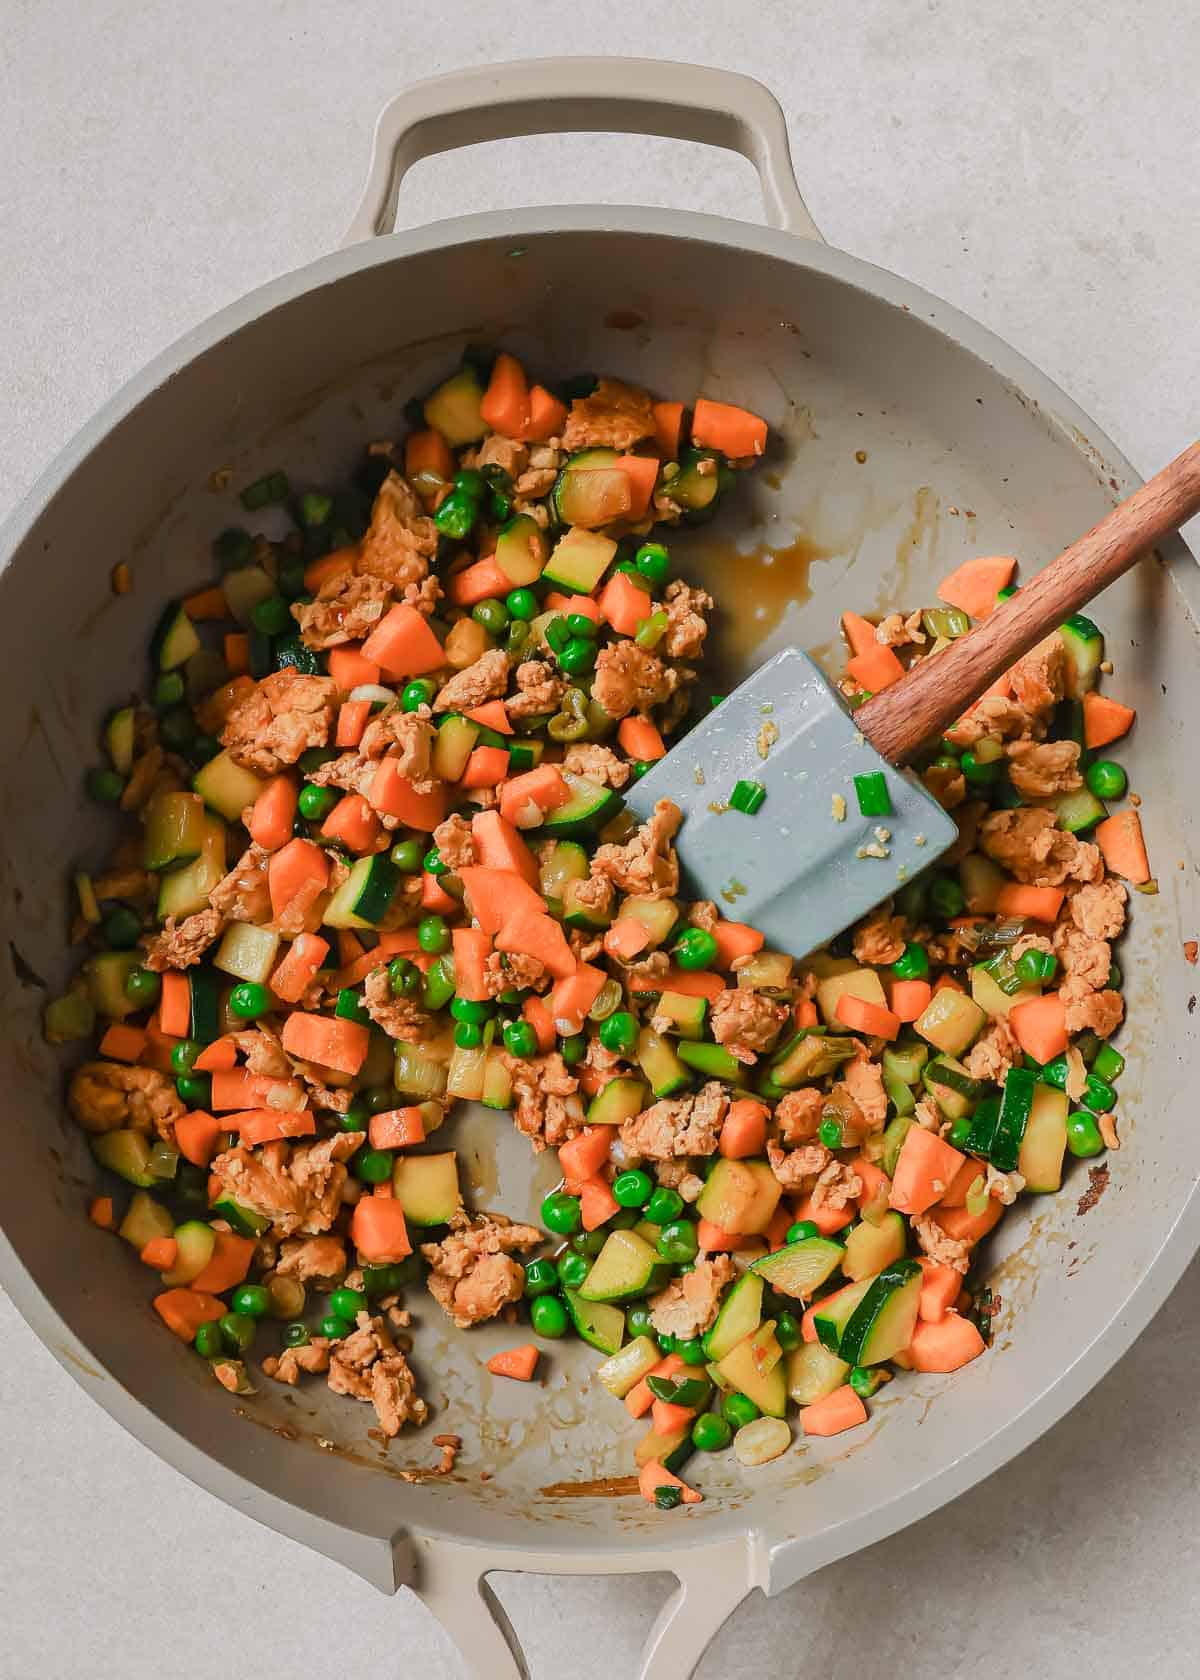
[854,731,865,747]
[756,720,779,760]
[693,766,706,786]
[874,826,892,844]
[831,794,847,822]
[721,878,748,904]
[110,562,131,595]
[707,800,730,815]
[896,864,909,882]
[759,701,774,715]
[914,833,927,847]
[855,842,891,860]
[1099,659,1114,674]
[207,466,233,492]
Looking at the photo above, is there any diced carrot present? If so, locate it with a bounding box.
[210,1069,275,1111]
[369,1106,426,1149]
[153,1288,226,1341]
[140,1236,178,1270]
[451,928,494,1002]
[141,1015,181,1075]
[195,675,255,728]
[190,1231,256,1294]
[465,700,512,735]
[933,1198,1004,1244]
[765,1203,794,1250]
[1095,809,1151,884]
[89,1195,115,1230]
[916,1257,963,1323]
[799,1280,860,1342]
[719,1098,769,1160]
[558,1127,613,1184]
[596,570,654,637]
[520,384,568,443]
[1083,691,1136,750]
[1008,993,1068,1063]
[937,555,1017,620]
[193,1035,238,1072]
[652,400,684,460]
[580,1175,621,1232]
[835,993,901,1041]
[369,759,445,830]
[270,931,331,1004]
[559,593,603,623]
[695,1217,743,1252]
[845,643,905,692]
[638,1457,703,1505]
[603,917,652,961]
[279,1011,370,1075]
[332,930,420,990]
[486,1343,540,1381]
[650,1397,696,1436]
[789,1193,855,1236]
[994,883,1065,922]
[480,352,530,437]
[421,871,458,913]
[447,555,515,607]
[550,963,608,1034]
[350,1192,411,1263]
[522,995,556,1054]
[159,972,190,1038]
[223,632,250,675]
[889,978,932,1023]
[405,427,456,485]
[248,775,299,851]
[327,646,382,690]
[176,1109,223,1169]
[498,764,572,829]
[707,920,764,969]
[841,610,879,658]
[461,745,511,788]
[794,999,819,1029]
[336,699,371,749]
[359,603,445,678]
[627,966,723,1000]
[267,837,329,920]
[496,907,576,981]
[471,809,540,887]
[614,454,660,520]
[98,1023,147,1063]
[617,715,667,761]
[321,792,382,854]
[933,973,965,995]
[183,585,228,621]
[691,396,767,459]
[935,1154,981,1209]
[851,1155,890,1213]
[625,1353,687,1418]
[799,1384,868,1437]
[889,1127,965,1216]
[232,1108,318,1146]
[909,1311,987,1372]
[304,548,355,593]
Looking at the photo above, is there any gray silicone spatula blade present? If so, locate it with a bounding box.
[623,648,958,956]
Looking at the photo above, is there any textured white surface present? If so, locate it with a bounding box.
[2,3,1199,1675]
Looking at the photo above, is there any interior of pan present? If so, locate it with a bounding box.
[2,212,1198,1578]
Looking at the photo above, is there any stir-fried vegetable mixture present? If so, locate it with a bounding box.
[51,347,1145,1507]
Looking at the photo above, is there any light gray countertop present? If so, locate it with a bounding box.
[3,4,1199,1675]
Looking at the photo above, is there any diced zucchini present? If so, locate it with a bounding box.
[577,1229,659,1302]
[735,950,794,995]
[880,1112,914,1177]
[963,1093,1002,1158]
[1017,1083,1069,1191]
[392,1152,461,1226]
[751,1236,845,1298]
[211,1198,271,1238]
[158,815,227,920]
[544,525,620,591]
[922,1055,981,1121]
[812,1277,875,1352]
[92,1129,157,1187]
[767,1030,857,1088]
[193,750,267,822]
[540,773,624,839]
[221,566,276,627]
[143,791,207,872]
[702,1271,763,1360]
[118,1190,174,1252]
[970,964,1040,1020]
[914,989,987,1057]
[161,1219,217,1285]
[786,1341,851,1405]
[1059,613,1104,696]
[494,514,547,586]
[552,450,622,529]
[695,1159,781,1237]
[636,1026,691,1099]
[717,1323,788,1416]
[635,1421,691,1469]
[958,852,1006,912]
[394,1042,449,1100]
[839,1260,922,1366]
[677,1041,741,1082]
[654,991,708,1040]
[446,1043,487,1101]
[85,950,143,1021]
[619,895,679,948]
[105,706,137,776]
[563,1288,626,1355]
[186,647,233,698]
[562,878,613,930]
[842,1211,906,1282]
[882,1043,928,1085]
[816,966,888,1027]
[595,1334,661,1398]
[424,366,487,447]
[324,854,400,929]
[991,1066,1038,1172]
[44,983,96,1044]
[187,969,222,1044]
[1054,787,1106,834]
[480,1050,513,1110]
[150,601,202,671]
[539,840,590,898]
[213,922,281,985]
[670,449,732,520]
[431,714,480,782]
[585,1076,647,1126]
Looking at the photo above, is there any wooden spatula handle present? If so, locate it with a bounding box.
[857,441,1200,765]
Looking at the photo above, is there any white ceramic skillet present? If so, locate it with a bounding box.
[2,57,1198,1680]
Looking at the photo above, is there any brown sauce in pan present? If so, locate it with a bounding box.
[539,1474,641,1499]
[686,531,826,667]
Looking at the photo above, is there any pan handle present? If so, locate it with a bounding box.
[343,57,822,244]
[405,1532,756,1680]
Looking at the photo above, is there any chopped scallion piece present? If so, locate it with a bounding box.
[853,770,892,817]
[730,779,766,815]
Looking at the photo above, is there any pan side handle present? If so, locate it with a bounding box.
[343,57,822,245]
[404,1532,757,1680]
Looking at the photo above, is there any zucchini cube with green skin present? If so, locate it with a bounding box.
[563,1289,625,1355]
[990,1066,1038,1172]
[446,1044,487,1101]
[767,1031,857,1088]
[958,852,1006,913]
[150,601,202,671]
[1017,1083,1069,1191]
[595,1334,662,1398]
[494,514,547,587]
[539,840,589,899]
[323,855,400,929]
[635,1421,691,1470]
[815,965,888,1027]
[880,1112,915,1177]
[842,1211,907,1282]
[118,1190,174,1252]
[577,1229,659,1303]
[702,1271,763,1361]
[964,1093,1001,1158]
[161,1220,217,1286]
[541,774,624,840]
[585,1076,647,1126]
[837,1260,922,1367]
[970,964,1040,1020]
[786,1341,850,1406]
[677,1040,741,1082]
[394,1042,448,1101]
[211,1198,270,1238]
[85,950,144,1021]
[392,1152,461,1226]
[1054,787,1107,835]
[812,1277,875,1352]
[562,878,613,931]
[423,366,487,446]
[431,715,480,783]
[221,565,277,627]
[716,1322,788,1417]
[636,1026,691,1099]
[914,989,987,1058]
[751,1236,845,1299]
[193,750,267,823]
[105,706,136,776]
[619,895,680,948]
[481,1051,513,1110]
[734,950,794,995]
[1058,613,1104,696]
[696,1159,781,1237]
[158,816,227,921]
[551,452,624,533]
[213,922,281,986]
[655,991,708,1041]
[187,969,223,1044]
[922,1055,981,1121]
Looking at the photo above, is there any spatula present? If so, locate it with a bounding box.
[624,442,1200,956]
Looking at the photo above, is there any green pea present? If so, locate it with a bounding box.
[153,671,186,710]
[565,612,598,640]
[218,1312,256,1355]
[691,1411,732,1452]
[556,1251,590,1290]
[721,1392,760,1430]
[449,997,489,1023]
[645,1187,684,1226]
[506,620,532,658]
[329,1286,368,1321]
[193,1321,224,1359]
[891,942,930,980]
[818,1118,843,1149]
[599,1010,638,1055]
[544,615,571,655]
[341,1098,371,1133]
[282,1322,311,1349]
[388,956,423,999]
[230,1284,271,1319]
[625,1304,656,1339]
[298,782,338,820]
[523,1258,558,1297]
[319,1313,354,1340]
[454,1020,484,1048]
[960,749,1000,786]
[558,637,596,677]
[101,906,142,950]
[250,594,292,636]
[505,587,538,622]
[401,678,437,713]
[124,966,162,1008]
[1067,1111,1105,1157]
[630,760,651,780]
[928,875,966,918]
[947,1116,973,1149]
[672,927,718,971]
[572,1228,608,1256]
[417,914,451,954]
[502,1020,538,1057]
[635,542,671,586]
[786,1220,819,1244]
[422,847,447,878]
[422,954,456,1011]
[848,1365,877,1399]
[675,1336,708,1367]
[656,1332,676,1354]
[775,1311,803,1352]
[657,1219,699,1265]
[472,597,510,636]
[613,1169,654,1209]
[541,1190,582,1236]
[354,1148,393,1184]
[1086,759,1127,800]
[158,705,197,751]
[389,838,424,872]
[175,1072,211,1107]
[170,1039,202,1077]
[560,1032,587,1067]
[229,981,271,1020]
[366,1085,400,1112]
[529,1294,569,1338]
